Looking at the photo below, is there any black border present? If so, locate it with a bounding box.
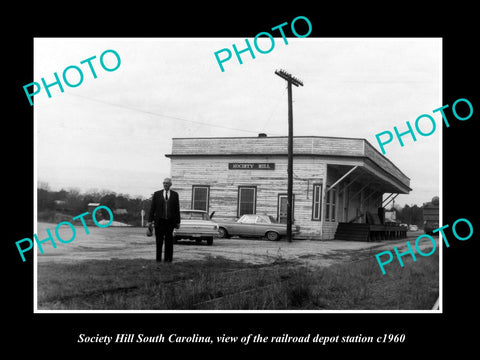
[6,3,479,356]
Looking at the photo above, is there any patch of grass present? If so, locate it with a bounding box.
[37,253,439,310]
[307,252,439,310]
[37,256,261,310]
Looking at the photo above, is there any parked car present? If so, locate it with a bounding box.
[173,210,219,245]
[216,214,300,241]
[408,224,419,231]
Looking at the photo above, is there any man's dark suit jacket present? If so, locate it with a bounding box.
[148,189,181,226]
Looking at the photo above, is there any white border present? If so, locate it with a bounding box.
[33,37,443,314]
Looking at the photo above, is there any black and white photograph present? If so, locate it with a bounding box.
[33,37,441,312]
[6,5,479,355]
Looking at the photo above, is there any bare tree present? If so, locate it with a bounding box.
[38,181,50,191]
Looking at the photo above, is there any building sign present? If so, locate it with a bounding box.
[228,163,275,170]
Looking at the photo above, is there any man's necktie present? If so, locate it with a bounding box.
[164,191,168,217]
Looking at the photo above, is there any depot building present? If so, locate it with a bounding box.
[166,134,411,240]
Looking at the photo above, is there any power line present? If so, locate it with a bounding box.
[260,86,287,134]
[65,93,278,135]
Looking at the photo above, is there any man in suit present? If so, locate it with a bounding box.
[147,177,181,263]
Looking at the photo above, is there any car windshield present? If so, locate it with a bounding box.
[181,211,209,220]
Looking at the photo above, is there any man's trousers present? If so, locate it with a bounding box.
[155,219,175,262]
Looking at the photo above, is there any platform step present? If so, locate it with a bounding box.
[334,223,370,241]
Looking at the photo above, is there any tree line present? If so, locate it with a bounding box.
[37,182,151,226]
[393,204,425,227]
[37,182,434,228]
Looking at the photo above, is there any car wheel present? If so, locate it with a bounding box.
[218,227,229,238]
[206,237,213,246]
[266,231,279,241]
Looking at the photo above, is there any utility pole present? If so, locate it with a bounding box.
[275,69,303,242]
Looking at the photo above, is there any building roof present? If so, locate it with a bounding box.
[166,135,411,194]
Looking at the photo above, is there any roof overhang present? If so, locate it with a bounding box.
[328,163,411,195]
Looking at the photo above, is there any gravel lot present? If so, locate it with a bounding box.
[35,222,432,268]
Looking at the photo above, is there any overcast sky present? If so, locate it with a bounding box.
[35,37,441,207]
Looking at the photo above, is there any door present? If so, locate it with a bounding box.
[278,194,294,224]
[343,185,349,222]
[278,195,288,224]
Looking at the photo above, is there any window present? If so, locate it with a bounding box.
[325,186,337,221]
[192,185,209,212]
[312,183,322,221]
[238,186,256,217]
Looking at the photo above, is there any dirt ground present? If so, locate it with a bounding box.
[34,222,435,268]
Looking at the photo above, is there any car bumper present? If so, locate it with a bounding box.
[173,229,220,238]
